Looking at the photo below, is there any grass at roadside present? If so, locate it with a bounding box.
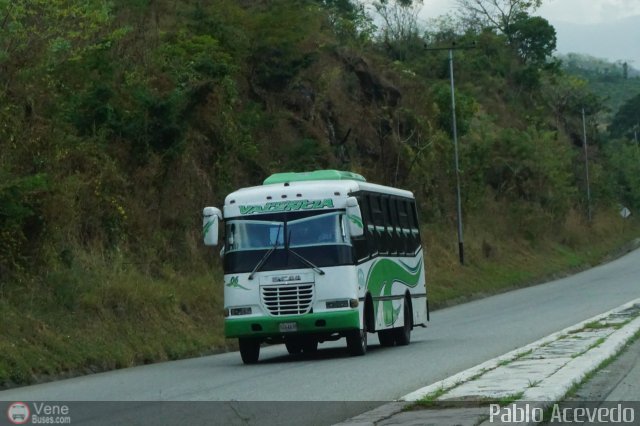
[0,207,638,388]
[0,258,226,388]
[425,207,639,308]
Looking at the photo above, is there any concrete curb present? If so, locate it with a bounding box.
[523,315,640,402]
[402,298,640,402]
[478,313,640,426]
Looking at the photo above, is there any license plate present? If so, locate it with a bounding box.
[279,322,297,333]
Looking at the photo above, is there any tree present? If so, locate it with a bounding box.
[509,14,556,64]
[604,140,640,211]
[609,93,640,139]
[542,74,605,144]
[313,0,374,42]
[372,0,424,60]
[455,0,542,39]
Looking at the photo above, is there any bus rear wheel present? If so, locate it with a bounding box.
[394,297,412,346]
[239,338,260,364]
[378,329,395,347]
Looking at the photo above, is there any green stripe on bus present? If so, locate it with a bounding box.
[365,258,423,327]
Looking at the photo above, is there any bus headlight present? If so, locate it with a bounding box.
[326,300,349,309]
[349,298,359,308]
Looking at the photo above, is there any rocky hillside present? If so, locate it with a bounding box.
[1,0,639,386]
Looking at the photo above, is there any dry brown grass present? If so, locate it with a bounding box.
[424,205,640,308]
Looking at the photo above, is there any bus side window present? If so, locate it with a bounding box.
[371,195,384,255]
[405,201,412,253]
[387,197,397,256]
[408,200,420,253]
[359,193,377,259]
[398,200,409,256]
[354,194,371,262]
[391,197,403,256]
[379,196,390,255]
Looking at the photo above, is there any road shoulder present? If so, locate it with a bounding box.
[337,299,640,426]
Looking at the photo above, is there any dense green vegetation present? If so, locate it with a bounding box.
[558,53,640,124]
[1,0,640,386]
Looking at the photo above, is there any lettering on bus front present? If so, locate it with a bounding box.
[239,199,334,215]
[272,275,302,282]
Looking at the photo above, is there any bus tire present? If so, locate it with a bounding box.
[347,319,367,356]
[394,297,412,346]
[239,338,260,364]
[378,329,395,347]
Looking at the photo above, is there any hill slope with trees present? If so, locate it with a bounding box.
[1,0,639,386]
[558,53,640,122]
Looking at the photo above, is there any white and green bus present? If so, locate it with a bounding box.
[203,170,428,364]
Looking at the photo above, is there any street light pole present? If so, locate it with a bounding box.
[581,107,592,222]
[635,124,640,168]
[425,43,475,265]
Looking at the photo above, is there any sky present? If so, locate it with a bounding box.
[537,0,640,24]
[419,0,640,24]
[417,0,640,65]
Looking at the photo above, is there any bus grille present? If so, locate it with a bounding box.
[261,283,314,316]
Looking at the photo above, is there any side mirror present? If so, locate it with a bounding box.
[346,197,364,238]
[203,207,222,246]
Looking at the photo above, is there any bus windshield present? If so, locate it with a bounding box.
[225,212,349,253]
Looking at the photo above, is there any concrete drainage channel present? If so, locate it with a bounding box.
[337,299,640,426]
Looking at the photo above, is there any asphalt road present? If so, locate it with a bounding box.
[1,248,640,423]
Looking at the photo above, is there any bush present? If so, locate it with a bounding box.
[0,173,48,278]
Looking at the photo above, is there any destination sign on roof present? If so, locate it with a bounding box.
[239,199,334,215]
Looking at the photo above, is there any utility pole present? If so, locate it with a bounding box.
[425,42,475,265]
[582,107,592,222]
[448,48,465,266]
[635,124,640,168]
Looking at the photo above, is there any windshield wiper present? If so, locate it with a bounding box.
[286,230,325,275]
[248,224,282,280]
[288,249,325,275]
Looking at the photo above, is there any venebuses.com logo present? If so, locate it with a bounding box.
[7,402,30,425]
[6,401,71,425]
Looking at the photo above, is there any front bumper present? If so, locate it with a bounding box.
[224,309,359,339]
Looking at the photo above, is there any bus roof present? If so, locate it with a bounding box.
[263,170,366,185]
[225,178,413,207]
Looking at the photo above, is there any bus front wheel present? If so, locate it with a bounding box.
[239,338,260,364]
[347,322,367,356]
